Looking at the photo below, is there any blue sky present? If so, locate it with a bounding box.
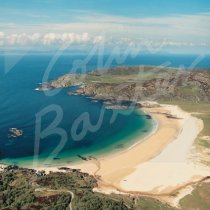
[0,0,210,53]
[1,0,210,23]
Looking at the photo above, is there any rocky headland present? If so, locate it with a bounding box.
[37,66,210,104]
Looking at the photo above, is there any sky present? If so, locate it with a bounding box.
[0,0,210,54]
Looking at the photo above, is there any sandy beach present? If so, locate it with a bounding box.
[67,102,210,197]
[12,102,209,205]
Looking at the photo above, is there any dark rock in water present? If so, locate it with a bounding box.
[145,115,152,119]
[8,128,23,138]
[115,144,124,149]
[53,157,60,160]
[77,155,87,161]
[68,92,79,96]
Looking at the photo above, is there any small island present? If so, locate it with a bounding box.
[8,128,23,138]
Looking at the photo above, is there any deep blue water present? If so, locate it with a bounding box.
[0,53,209,166]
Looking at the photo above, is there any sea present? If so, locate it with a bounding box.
[0,53,210,167]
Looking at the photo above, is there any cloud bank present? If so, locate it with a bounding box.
[0,32,208,48]
[0,12,210,53]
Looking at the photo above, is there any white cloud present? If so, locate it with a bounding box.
[0,31,209,50]
[0,32,5,45]
[31,33,41,42]
[2,12,210,39]
[42,33,58,45]
[0,12,210,52]
[0,32,4,38]
[1,32,92,46]
[93,35,106,44]
[42,32,90,45]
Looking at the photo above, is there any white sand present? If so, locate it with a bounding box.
[120,105,210,194]
[33,103,209,199]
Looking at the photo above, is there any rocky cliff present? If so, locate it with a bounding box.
[39,66,210,102]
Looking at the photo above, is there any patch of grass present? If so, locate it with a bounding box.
[201,114,210,137]
[134,197,176,210]
[158,100,210,114]
[176,85,200,95]
[158,100,210,136]
[199,140,210,148]
[179,182,210,210]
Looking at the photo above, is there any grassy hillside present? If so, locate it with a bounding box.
[1,166,210,210]
[43,66,210,103]
[0,166,175,210]
[179,182,210,210]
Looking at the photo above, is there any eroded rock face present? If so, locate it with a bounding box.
[36,74,84,91]
[72,72,210,102]
[50,75,73,88]
[76,83,137,101]
[50,74,84,88]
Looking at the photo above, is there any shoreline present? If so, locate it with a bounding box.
[31,106,159,174]
[0,108,155,169]
[68,102,210,197]
[1,101,209,206]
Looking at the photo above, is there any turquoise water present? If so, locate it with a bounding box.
[0,53,209,167]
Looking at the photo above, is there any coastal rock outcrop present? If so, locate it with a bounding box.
[36,66,210,102]
[8,128,23,138]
